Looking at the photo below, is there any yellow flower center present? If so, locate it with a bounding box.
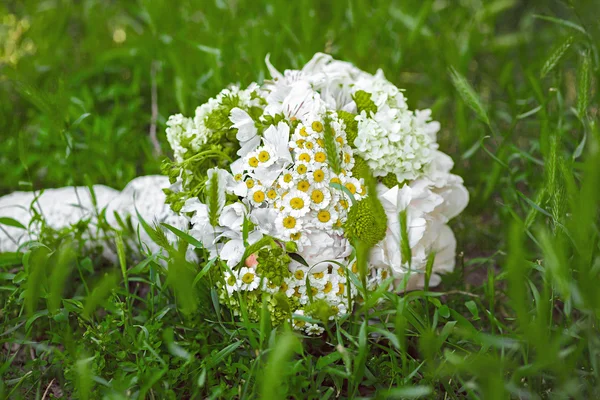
[283,173,293,183]
[312,121,323,132]
[317,139,325,147]
[267,189,277,199]
[337,267,345,276]
[299,127,309,137]
[345,182,357,194]
[259,150,270,162]
[311,287,318,295]
[313,170,325,182]
[297,180,310,192]
[283,216,296,228]
[344,153,351,163]
[234,173,242,181]
[311,189,324,203]
[323,282,333,293]
[299,153,311,162]
[253,191,265,203]
[297,164,307,174]
[336,136,344,145]
[294,270,305,280]
[242,272,255,284]
[249,157,259,167]
[227,275,237,286]
[290,197,305,210]
[314,152,326,163]
[246,179,255,189]
[337,283,345,295]
[331,305,339,313]
[339,199,349,209]
[351,262,358,273]
[313,272,324,279]
[330,177,341,184]
[305,141,314,150]
[295,139,305,148]
[280,282,289,292]
[317,210,331,222]
[290,232,302,240]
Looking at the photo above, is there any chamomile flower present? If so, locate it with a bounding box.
[295,163,309,175]
[292,310,307,330]
[278,170,296,189]
[290,271,305,290]
[309,167,329,188]
[249,186,267,206]
[309,270,328,289]
[255,145,277,168]
[238,267,259,291]
[282,189,311,217]
[275,213,303,235]
[305,323,325,336]
[224,270,239,295]
[309,187,332,209]
[245,150,260,170]
[329,302,348,318]
[312,208,338,230]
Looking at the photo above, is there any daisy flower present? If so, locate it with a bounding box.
[282,189,311,218]
[238,267,260,291]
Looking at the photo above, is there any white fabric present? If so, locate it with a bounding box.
[0,176,189,259]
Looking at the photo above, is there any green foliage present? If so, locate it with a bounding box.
[2,0,600,398]
[337,110,358,146]
[322,116,342,174]
[255,246,292,286]
[353,90,377,115]
[344,197,388,248]
[380,172,401,188]
[206,170,221,227]
[350,154,369,180]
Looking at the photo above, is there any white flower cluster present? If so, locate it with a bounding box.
[166,84,264,162]
[165,53,469,334]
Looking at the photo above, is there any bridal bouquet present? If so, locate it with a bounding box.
[162,53,468,335]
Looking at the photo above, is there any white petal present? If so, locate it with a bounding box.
[230,108,257,141]
[265,53,284,81]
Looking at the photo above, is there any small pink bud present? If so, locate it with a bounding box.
[245,253,258,268]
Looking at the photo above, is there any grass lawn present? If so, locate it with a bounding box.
[1,0,599,398]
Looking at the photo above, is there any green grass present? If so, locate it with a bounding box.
[1,0,600,398]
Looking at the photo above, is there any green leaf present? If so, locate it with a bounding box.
[384,386,433,398]
[449,67,490,126]
[322,117,342,174]
[82,272,120,319]
[23,246,50,316]
[260,332,301,400]
[161,222,203,249]
[0,252,23,267]
[540,35,574,78]
[0,217,26,230]
[576,50,591,119]
[47,242,76,314]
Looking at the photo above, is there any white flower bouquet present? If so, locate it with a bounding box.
[162,53,469,335]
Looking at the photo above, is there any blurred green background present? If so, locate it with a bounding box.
[1,0,595,195]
